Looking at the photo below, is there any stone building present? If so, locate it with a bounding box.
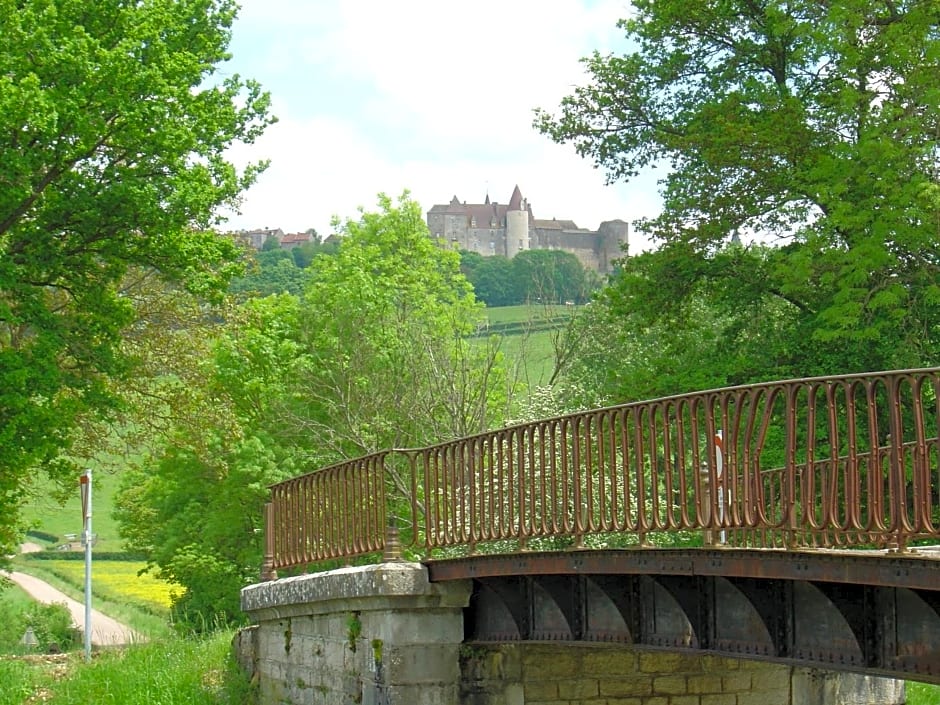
[426,185,628,274]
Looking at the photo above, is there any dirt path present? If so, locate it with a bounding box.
[5,570,145,646]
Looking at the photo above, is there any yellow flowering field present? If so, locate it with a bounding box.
[36,560,177,611]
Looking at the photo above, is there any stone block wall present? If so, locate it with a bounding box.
[459,644,904,705]
[240,563,471,705]
[238,563,904,705]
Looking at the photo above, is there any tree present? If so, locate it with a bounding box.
[261,234,281,251]
[291,238,338,268]
[564,243,804,405]
[512,249,598,305]
[291,193,511,462]
[230,248,310,298]
[113,293,304,627]
[462,253,518,306]
[536,1,940,378]
[114,194,515,626]
[0,0,273,558]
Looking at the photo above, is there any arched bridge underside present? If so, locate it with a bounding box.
[427,548,940,684]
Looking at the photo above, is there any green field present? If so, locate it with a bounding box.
[23,468,124,552]
[484,303,578,326]
[483,304,579,387]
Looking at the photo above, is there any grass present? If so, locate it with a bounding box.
[23,468,125,552]
[0,656,47,705]
[482,303,578,388]
[910,682,940,705]
[0,631,252,705]
[20,559,175,611]
[484,303,577,326]
[9,557,173,640]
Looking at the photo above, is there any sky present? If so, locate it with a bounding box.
[221,0,662,252]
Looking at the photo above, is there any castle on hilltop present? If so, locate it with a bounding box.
[426,185,628,274]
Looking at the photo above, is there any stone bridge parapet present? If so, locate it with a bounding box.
[238,562,906,705]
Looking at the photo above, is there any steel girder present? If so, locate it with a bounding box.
[428,549,940,683]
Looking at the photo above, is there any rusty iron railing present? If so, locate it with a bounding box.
[261,369,940,578]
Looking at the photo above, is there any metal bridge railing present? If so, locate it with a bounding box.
[261,368,940,578]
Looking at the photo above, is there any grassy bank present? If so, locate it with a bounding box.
[23,468,126,553]
[0,631,252,705]
[484,303,577,387]
[10,557,173,640]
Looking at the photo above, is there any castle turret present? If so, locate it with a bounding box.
[505,185,530,258]
[597,219,629,273]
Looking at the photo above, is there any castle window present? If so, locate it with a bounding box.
[489,242,495,252]
[470,217,476,227]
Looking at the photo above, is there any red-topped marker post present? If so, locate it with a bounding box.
[80,470,92,662]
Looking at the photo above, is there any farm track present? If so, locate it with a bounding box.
[5,569,145,646]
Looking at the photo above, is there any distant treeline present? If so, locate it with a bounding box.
[459,249,602,307]
[229,235,603,307]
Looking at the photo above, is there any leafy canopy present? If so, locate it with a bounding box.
[115,193,514,627]
[537,0,940,380]
[0,0,273,557]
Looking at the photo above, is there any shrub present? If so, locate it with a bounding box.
[24,550,148,562]
[24,602,80,652]
[0,597,28,653]
[25,530,59,544]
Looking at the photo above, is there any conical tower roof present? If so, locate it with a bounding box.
[508,185,523,211]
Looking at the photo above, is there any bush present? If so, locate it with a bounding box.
[0,597,28,653]
[25,530,59,544]
[24,602,80,652]
[23,550,148,562]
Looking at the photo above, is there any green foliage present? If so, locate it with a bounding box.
[0,632,255,704]
[230,251,310,297]
[292,238,338,268]
[0,0,273,558]
[460,250,600,306]
[537,0,940,383]
[23,602,80,652]
[566,244,806,403]
[115,192,514,628]
[114,432,292,629]
[25,530,58,544]
[43,632,253,704]
[908,681,940,705]
[294,192,511,455]
[0,658,44,705]
[0,587,30,653]
[461,252,517,306]
[511,249,599,305]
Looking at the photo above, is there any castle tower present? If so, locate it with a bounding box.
[505,185,530,258]
[597,219,629,273]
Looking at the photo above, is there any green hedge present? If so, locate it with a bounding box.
[25,530,59,544]
[23,550,148,562]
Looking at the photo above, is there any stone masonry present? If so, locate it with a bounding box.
[238,562,905,705]
[460,644,905,705]
[240,562,471,705]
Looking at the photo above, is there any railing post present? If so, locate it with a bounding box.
[383,515,403,562]
[260,501,278,582]
[700,462,716,546]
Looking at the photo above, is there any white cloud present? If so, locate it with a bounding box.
[223,0,660,252]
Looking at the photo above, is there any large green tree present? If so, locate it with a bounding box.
[292,193,511,462]
[114,294,303,627]
[115,194,514,626]
[0,0,273,557]
[537,0,940,381]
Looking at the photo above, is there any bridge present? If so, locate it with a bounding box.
[242,368,940,704]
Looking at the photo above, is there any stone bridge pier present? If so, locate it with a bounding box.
[237,563,905,705]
